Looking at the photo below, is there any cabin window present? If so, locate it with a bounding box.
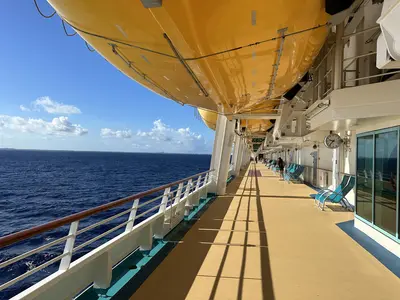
[356,135,374,222]
[356,127,399,239]
[374,130,398,235]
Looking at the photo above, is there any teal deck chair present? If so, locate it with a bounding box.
[285,165,304,182]
[314,175,355,211]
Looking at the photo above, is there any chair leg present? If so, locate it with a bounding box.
[339,200,346,209]
[343,197,354,212]
[317,199,325,211]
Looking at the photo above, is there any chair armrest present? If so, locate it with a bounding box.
[317,188,334,195]
[319,190,343,202]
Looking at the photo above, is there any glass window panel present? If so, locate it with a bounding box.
[356,135,373,221]
[374,130,397,235]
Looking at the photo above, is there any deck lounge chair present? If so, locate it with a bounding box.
[311,175,350,204]
[312,175,355,211]
[284,164,304,182]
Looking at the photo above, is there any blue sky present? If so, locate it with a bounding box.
[0,1,214,153]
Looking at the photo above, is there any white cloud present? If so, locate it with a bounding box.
[0,115,88,136]
[101,128,132,139]
[134,119,207,153]
[19,105,30,112]
[31,96,81,114]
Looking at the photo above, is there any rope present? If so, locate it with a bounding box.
[33,0,56,19]
[62,20,77,37]
[85,41,95,52]
[185,23,330,61]
[63,19,176,59]
[63,19,329,61]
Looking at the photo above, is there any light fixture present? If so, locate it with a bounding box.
[304,100,330,120]
[343,131,352,152]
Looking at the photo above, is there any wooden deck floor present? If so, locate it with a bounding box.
[130,163,400,300]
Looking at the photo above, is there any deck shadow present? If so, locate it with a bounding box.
[252,164,275,300]
[205,163,275,300]
[130,168,251,300]
[222,194,312,200]
[337,220,400,278]
[326,204,351,212]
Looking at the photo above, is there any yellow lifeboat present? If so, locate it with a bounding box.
[48,0,329,131]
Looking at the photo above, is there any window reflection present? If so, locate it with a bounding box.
[374,131,397,235]
[356,135,373,221]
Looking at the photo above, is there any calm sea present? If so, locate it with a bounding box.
[0,150,210,299]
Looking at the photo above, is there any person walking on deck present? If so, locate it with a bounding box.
[277,157,285,179]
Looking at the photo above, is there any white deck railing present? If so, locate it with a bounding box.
[0,170,213,299]
[308,25,400,105]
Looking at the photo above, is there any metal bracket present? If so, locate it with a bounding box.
[140,0,162,8]
[266,28,288,100]
[163,33,209,97]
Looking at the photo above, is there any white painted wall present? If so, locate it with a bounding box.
[318,146,333,171]
[355,218,400,258]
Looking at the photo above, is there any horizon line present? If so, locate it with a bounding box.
[0,147,211,155]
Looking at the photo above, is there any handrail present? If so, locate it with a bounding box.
[302,165,355,176]
[343,70,400,83]
[341,25,380,40]
[313,43,335,71]
[302,165,332,172]
[0,169,213,249]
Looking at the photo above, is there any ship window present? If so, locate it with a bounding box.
[356,127,399,238]
[374,130,397,235]
[356,135,373,222]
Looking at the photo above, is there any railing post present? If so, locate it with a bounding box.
[159,187,171,213]
[59,221,79,271]
[202,173,208,187]
[125,199,139,232]
[154,187,171,239]
[184,179,193,198]
[173,182,184,205]
[195,175,202,191]
[184,179,193,216]
[334,22,344,89]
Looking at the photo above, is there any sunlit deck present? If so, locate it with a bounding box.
[130,163,400,300]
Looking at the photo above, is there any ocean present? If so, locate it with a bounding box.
[0,150,211,299]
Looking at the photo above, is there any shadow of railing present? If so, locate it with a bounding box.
[253,164,275,300]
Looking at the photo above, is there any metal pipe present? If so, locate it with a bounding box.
[232,113,280,120]
[343,52,377,71]
[111,44,183,105]
[76,207,134,235]
[0,235,71,269]
[266,28,287,99]
[322,88,333,98]
[343,70,400,83]
[343,51,377,62]
[342,25,380,40]
[323,68,332,79]
[0,252,68,292]
[163,33,209,97]
[334,23,344,90]
[313,44,335,71]
[73,221,131,252]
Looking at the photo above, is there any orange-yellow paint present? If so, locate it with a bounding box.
[48,0,328,131]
